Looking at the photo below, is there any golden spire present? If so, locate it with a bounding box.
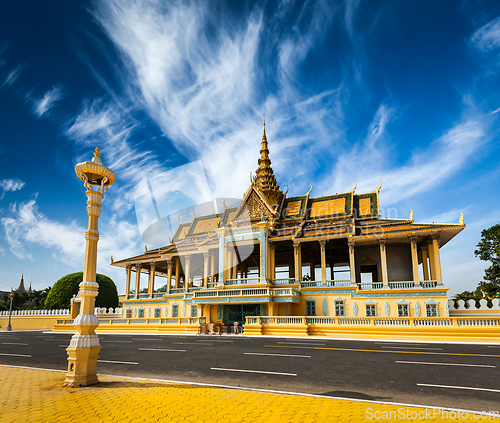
[253,117,282,204]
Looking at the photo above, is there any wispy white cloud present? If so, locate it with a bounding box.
[471,15,500,53]
[88,0,345,200]
[325,103,490,206]
[1,199,141,279]
[2,64,25,87]
[32,85,64,117]
[0,178,25,199]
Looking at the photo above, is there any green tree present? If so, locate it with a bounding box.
[474,224,500,298]
[44,272,119,310]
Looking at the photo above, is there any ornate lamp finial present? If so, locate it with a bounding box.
[94,147,101,158]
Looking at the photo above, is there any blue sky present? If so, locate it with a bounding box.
[1,0,499,296]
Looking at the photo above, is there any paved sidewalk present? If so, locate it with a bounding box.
[0,365,482,422]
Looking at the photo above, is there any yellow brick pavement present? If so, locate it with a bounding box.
[0,365,485,422]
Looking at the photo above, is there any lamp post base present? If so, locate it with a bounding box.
[6,324,11,331]
[64,345,101,387]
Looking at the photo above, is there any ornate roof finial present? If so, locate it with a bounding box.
[459,212,464,225]
[254,118,282,205]
[94,147,101,158]
[410,209,414,221]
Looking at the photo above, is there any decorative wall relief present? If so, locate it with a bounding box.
[352,302,358,316]
[322,298,328,316]
[384,302,390,317]
[414,301,421,317]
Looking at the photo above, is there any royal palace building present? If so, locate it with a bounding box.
[111,122,465,335]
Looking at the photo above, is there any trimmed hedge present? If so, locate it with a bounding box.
[44,272,118,310]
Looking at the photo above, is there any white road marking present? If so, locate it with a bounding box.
[97,360,138,365]
[59,345,67,347]
[196,340,233,343]
[1,342,28,345]
[0,353,32,357]
[376,342,429,346]
[211,367,296,376]
[244,353,311,358]
[132,338,161,341]
[397,361,495,368]
[277,342,325,346]
[139,348,186,352]
[382,346,443,350]
[487,346,500,348]
[417,383,500,393]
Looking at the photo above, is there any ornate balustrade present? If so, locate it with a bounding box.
[273,278,297,285]
[301,280,351,288]
[225,278,260,285]
[192,287,300,300]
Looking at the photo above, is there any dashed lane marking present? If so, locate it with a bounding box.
[97,360,138,365]
[264,344,500,358]
[417,383,500,393]
[397,361,495,368]
[277,342,325,346]
[211,367,297,376]
[173,342,213,345]
[244,352,311,358]
[138,348,186,352]
[0,353,31,357]
[1,343,28,345]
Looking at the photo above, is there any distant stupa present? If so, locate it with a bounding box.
[17,274,27,294]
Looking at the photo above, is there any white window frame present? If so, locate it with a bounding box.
[334,297,345,317]
[396,299,411,318]
[306,300,316,316]
[425,299,439,317]
[364,299,377,317]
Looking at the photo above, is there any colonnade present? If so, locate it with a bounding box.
[124,235,443,298]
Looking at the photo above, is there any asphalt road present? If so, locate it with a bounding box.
[0,331,499,413]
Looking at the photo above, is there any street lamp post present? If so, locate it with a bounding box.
[64,147,115,387]
[6,289,14,331]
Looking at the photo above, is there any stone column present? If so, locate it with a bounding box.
[270,244,276,281]
[125,266,132,300]
[148,262,156,297]
[184,256,191,292]
[421,246,430,281]
[410,237,420,286]
[348,239,356,284]
[293,241,302,282]
[210,252,215,285]
[205,304,211,324]
[175,257,180,288]
[379,239,388,287]
[135,265,142,298]
[428,242,436,281]
[431,235,443,285]
[225,246,232,282]
[203,252,209,287]
[232,251,238,279]
[166,259,173,294]
[319,240,326,283]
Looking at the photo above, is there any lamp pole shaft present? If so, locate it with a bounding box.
[6,295,13,331]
